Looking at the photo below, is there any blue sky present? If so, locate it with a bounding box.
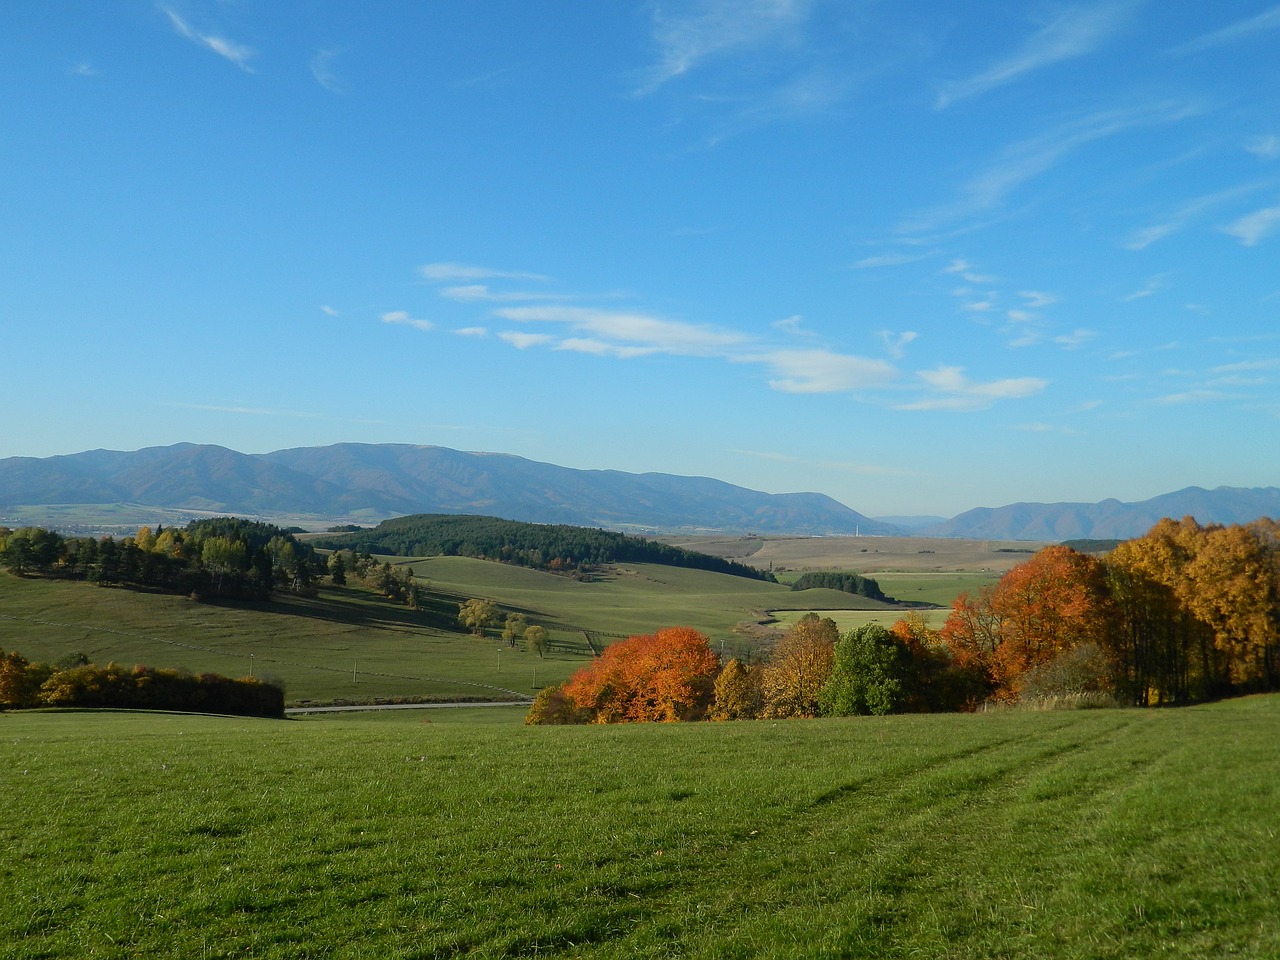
[3,2,1278,517]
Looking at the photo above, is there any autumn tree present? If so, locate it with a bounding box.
[711,657,763,720]
[524,625,549,658]
[502,613,529,648]
[0,649,52,708]
[523,683,581,724]
[458,598,500,637]
[559,626,720,723]
[1182,522,1279,687]
[760,614,838,718]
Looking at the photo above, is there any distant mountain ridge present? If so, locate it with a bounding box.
[0,442,898,536]
[920,486,1280,540]
[0,443,1274,539]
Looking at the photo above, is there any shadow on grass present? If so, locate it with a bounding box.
[199,587,456,634]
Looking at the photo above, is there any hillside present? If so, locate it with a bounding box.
[314,513,777,582]
[0,442,897,537]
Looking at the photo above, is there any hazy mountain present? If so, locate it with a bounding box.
[920,487,1280,540]
[3,444,1273,539]
[0,442,901,536]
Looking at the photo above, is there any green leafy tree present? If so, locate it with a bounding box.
[820,624,914,716]
[327,551,347,585]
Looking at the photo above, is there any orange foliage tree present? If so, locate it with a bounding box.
[941,546,1113,702]
[558,626,720,723]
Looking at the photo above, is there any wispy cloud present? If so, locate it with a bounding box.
[423,257,1042,410]
[1154,389,1230,405]
[1170,4,1280,55]
[1245,135,1280,160]
[500,331,554,350]
[1222,203,1280,246]
[69,61,97,77]
[1019,290,1058,309]
[637,0,812,94]
[851,251,931,269]
[320,305,339,317]
[380,310,432,332]
[773,314,811,336]
[496,305,747,357]
[1054,328,1096,349]
[936,2,1134,108]
[701,67,853,145]
[741,348,898,394]
[879,330,918,359]
[1124,182,1270,249]
[942,258,997,283]
[1121,274,1170,302]
[440,284,572,303]
[310,49,343,93]
[898,100,1201,236]
[420,262,550,283]
[160,7,255,71]
[898,366,1048,411]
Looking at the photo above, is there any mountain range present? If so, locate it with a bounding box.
[0,442,1275,540]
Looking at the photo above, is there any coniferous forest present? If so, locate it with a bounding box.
[313,514,777,581]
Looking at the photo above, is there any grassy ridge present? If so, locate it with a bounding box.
[3,698,1278,958]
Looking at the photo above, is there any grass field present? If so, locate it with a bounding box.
[3,697,1278,958]
[0,575,591,704]
[0,561,906,705]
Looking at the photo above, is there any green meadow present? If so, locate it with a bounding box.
[0,560,892,705]
[4,697,1278,958]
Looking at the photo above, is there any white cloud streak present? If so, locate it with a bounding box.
[741,348,898,394]
[380,310,432,332]
[311,49,343,93]
[936,2,1135,108]
[160,7,255,71]
[1245,135,1280,160]
[638,0,812,94]
[1124,182,1270,249]
[898,366,1047,411]
[898,100,1201,237]
[1222,203,1280,246]
[1170,4,1280,54]
[496,305,747,357]
[420,262,550,283]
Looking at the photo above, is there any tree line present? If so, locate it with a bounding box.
[527,517,1280,724]
[789,571,890,602]
[0,649,284,718]
[0,519,327,600]
[313,514,777,582]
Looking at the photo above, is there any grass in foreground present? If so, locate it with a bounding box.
[3,696,1278,958]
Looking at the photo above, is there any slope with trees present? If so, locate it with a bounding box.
[314,514,778,582]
